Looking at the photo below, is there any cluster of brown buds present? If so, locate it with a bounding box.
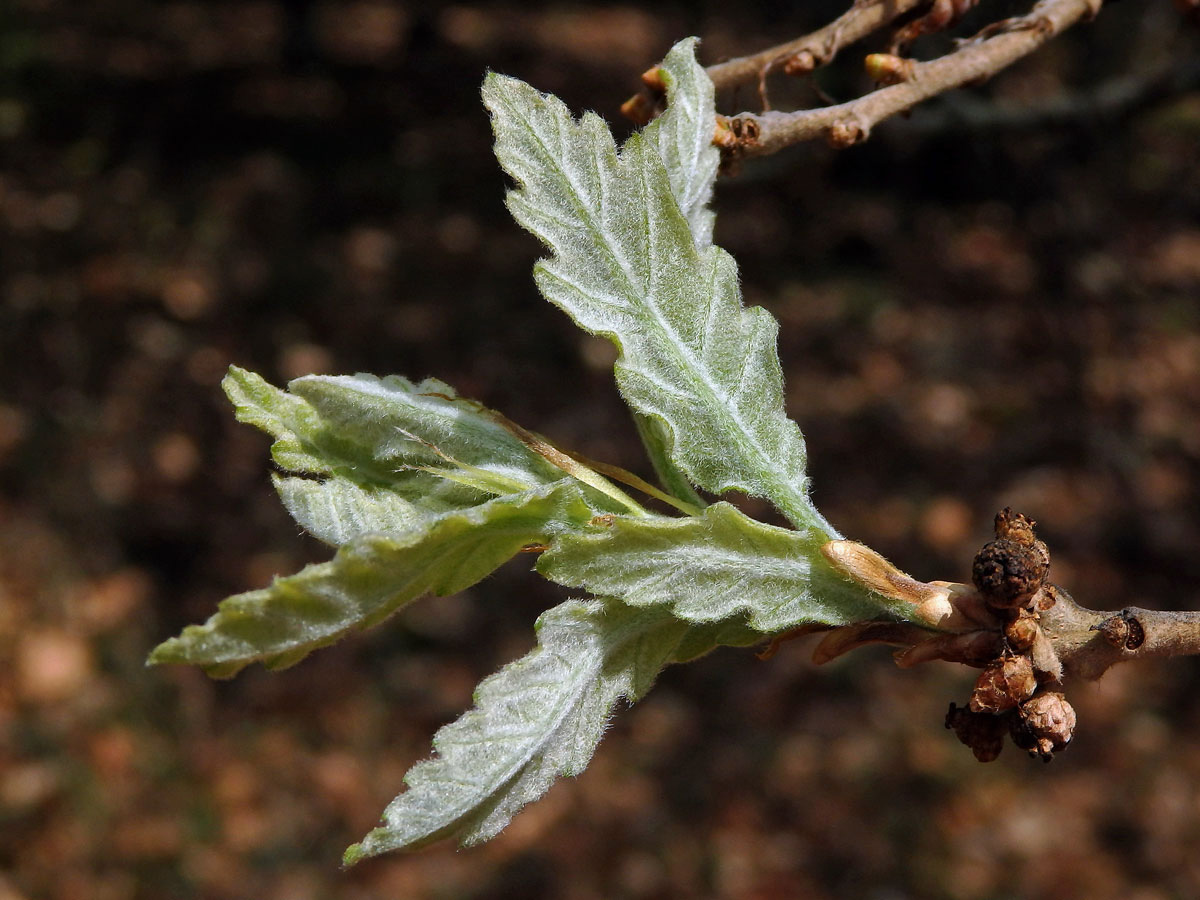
[802,509,1082,764]
[944,509,1076,762]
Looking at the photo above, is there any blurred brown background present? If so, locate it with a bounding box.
[2,1,1199,898]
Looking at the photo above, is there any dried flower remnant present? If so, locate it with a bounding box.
[946,702,1009,762]
[953,511,1073,758]
[821,508,1089,762]
[1011,691,1077,760]
[969,655,1037,713]
[972,508,1050,610]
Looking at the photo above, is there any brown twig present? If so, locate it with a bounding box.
[815,509,1200,761]
[705,0,930,90]
[816,544,1200,686]
[1039,597,1200,682]
[721,0,1103,156]
[623,0,929,123]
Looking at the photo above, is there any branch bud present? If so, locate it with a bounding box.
[969,655,1036,713]
[1004,610,1039,652]
[1012,691,1076,760]
[864,53,915,86]
[826,120,867,148]
[945,703,1008,762]
[783,50,817,76]
[972,508,1049,609]
[1094,610,1146,651]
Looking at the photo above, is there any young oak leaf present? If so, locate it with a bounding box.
[148,481,591,678]
[484,39,835,534]
[538,501,908,634]
[343,596,761,862]
[225,367,610,544]
[288,372,569,495]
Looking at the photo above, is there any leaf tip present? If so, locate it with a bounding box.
[220,363,258,396]
[145,637,182,667]
[146,634,247,680]
[341,842,367,868]
[480,69,521,107]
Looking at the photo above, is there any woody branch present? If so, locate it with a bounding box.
[703,0,929,90]
[1038,600,1200,682]
[812,509,1200,760]
[718,0,1104,155]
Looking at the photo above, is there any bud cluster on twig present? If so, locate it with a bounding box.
[947,509,1076,761]
[801,505,1200,764]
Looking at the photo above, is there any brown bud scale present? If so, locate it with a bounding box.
[1095,610,1146,651]
[972,521,1050,609]
[1004,612,1040,652]
[640,66,666,93]
[946,703,1008,763]
[1096,614,1129,649]
[969,655,1037,714]
[620,93,655,127]
[1013,691,1076,760]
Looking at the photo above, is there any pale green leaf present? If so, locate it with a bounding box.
[287,373,567,493]
[632,412,705,510]
[539,501,904,633]
[223,364,329,475]
[484,41,835,533]
[343,596,760,861]
[223,367,620,544]
[272,475,430,547]
[148,482,591,677]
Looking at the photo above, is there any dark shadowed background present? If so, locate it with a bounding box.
[2,1,1199,898]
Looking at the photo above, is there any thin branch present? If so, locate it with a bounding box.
[705,0,930,89]
[816,563,1200,685]
[621,0,928,124]
[719,0,1103,156]
[812,509,1200,760]
[1038,596,1200,682]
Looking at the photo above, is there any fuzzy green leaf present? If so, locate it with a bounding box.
[287,372,568,493]
[272,475,427,547]
[344,597,759,862]
[223,367,612,544]
[484,40,833,533]
[538,501,901,633]
[149,482,591,677]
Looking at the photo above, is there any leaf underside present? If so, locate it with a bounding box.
[149,481,593,677]
[344,40,876,861]
[344,597,760,862]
